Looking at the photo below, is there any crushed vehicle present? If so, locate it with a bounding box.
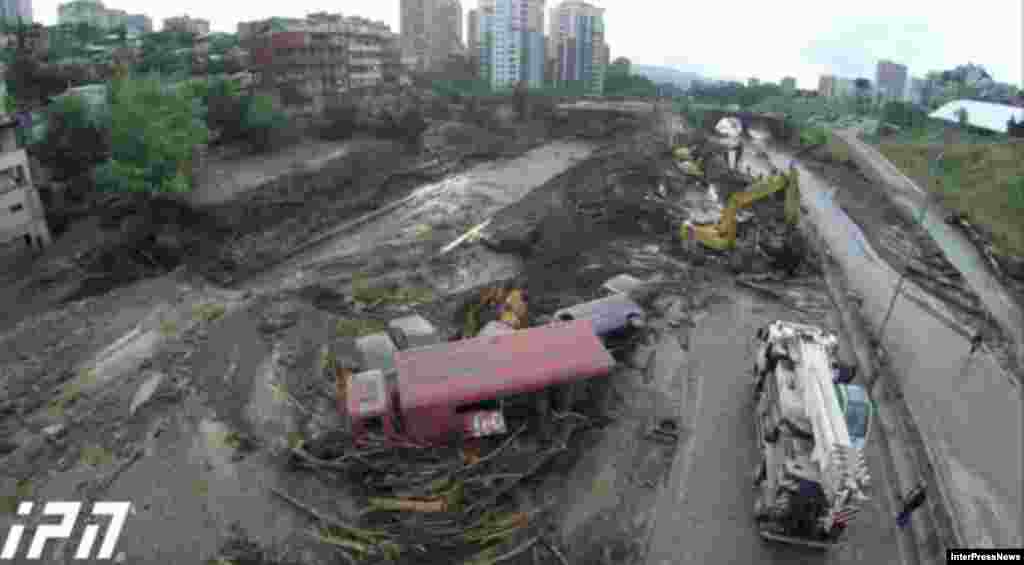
[751,320,873,548]
[553,293,646,336]
[347,319,616,445]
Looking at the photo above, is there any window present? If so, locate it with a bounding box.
[845,400,869,440]
[363,415,383,433]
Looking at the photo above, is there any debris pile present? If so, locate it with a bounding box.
[280,413,610,564]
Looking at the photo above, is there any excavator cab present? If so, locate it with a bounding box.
[680,169,800,252]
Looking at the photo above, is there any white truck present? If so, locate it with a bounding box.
[751,320,873,548]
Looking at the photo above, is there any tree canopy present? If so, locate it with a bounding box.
[93,77,209,194]
[689,80,784,108]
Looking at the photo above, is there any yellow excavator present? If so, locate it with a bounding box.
[679,167,801,251]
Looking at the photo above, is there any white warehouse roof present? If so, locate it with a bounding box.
[929,99,1024,133]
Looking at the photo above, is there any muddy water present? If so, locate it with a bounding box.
[247,140,594,296]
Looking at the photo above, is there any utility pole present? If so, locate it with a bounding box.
[879,151,941,338]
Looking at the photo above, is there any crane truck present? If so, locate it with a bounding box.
[751,320,873,548]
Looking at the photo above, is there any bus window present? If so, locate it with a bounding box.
[363,416,383,434]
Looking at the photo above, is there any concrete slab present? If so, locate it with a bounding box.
[388,315,441,350]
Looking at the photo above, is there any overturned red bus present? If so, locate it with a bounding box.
[347,319,616,445]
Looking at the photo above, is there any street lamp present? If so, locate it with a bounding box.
[879,150,940,338]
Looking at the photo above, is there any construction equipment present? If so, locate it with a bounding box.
[679,168,801,252]
[672,145,705,179]
[751,321,873,548]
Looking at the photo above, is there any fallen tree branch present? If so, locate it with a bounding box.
[270,486,375,538]
[493,536,540,563]
[540,538,570,565]
[453,424,527,479]
[290,445,384,472]
[463,445,567,518]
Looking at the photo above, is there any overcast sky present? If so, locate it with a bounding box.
[32,0,1023,89]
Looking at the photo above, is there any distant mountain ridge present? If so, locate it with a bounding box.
[632,65,704,89]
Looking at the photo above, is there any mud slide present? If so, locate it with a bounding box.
[244,140,594,296]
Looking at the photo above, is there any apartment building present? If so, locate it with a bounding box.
[57,0,149,33]
[242,11,399,108]
[0,116,51,257]
[818,75,835,98]
[476,0,545,89]
[550,0,607,94]
[163,15,210,35]
[0,0,31,24]
[344,15,400,89]
[904,76,927,105]
[818,74,856,99]
[467,9,478,53]
[875,59,908,103]
[122,13,152,35]
[400,0,462,72]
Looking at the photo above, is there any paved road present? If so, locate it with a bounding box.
[835,129,1024,368]
[758,142,1023,548]
[645,290,902,565]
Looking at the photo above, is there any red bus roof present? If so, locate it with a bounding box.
[394,319,615,411]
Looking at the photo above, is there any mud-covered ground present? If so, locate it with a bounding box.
[0,104,900,564]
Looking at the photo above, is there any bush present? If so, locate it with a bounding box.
[32,94,110,181]
[426,97,451,120]
[390,108,428,147]
[799,126,828,147]
[320,101,359,141]
[243,94,291,154]
[204,78,247,144]
[95,77,209,194]
[1009,176,1024,211]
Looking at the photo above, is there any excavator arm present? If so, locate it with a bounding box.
[680,169,800,251]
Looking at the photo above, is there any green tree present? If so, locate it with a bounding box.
[242,93,288,154]
[881,100,926,128]
[32,94,110,180]
[94,77,209,194]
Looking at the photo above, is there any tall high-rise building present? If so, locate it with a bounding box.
[550,1,606,95]
[875,59,908,103]
[58,0,149,33]
[163,15,210,35]
[400,0,462,72]
[477,0,545,89]
[818,75,835,98]
[467,9,478,52]
[0,0,31,24]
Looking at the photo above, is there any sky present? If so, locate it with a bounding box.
[30,0,1023,90]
